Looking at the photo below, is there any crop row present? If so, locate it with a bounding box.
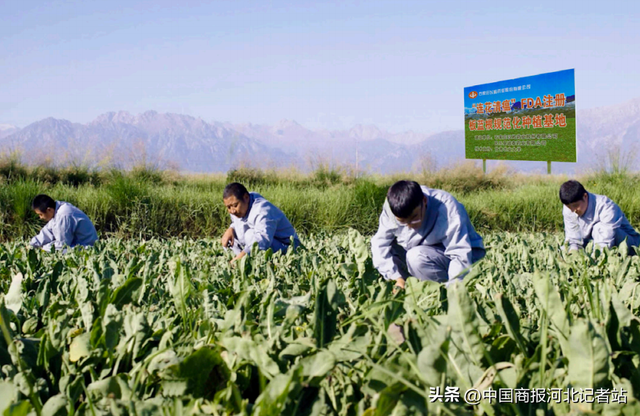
[0,231,639,415]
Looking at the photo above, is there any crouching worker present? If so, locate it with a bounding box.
[30,194,98,252]
[560,180,639,254]
[221,182,300,263]
[371,180,485,288]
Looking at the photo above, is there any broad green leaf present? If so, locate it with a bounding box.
[567,319,611,390]
[223,337,281,378]
[338,262,358,279]
[0,301,14,346]
[328,325,371,362]
[279,343,313,360]
[21,317,37,335]
[174,347,230,399]
[348,228,369,275]
[532,272,571,353]
[87,377,121,401]
[79,302,94,332]
[496,366,517,389]
[252,367,303,416]
[494,293,529,357]
[403,278,441,318]
[86,375,131,401]
[4,273,23,314]
[472,362,516,390]
[374,382,406,416]
[3,401,31,416]
[287,387,324,416]
[168,260,192,319]
[68,332,90,362]
[447,281,485,366]
[41,394,68,416]
[0,381,17,414]
[110,276,143,309]
[417,326,450,386]
[101,303,122,350]
[610,291,633,328]
[601,378,639,416]
[314,279,339,348]
[298,350,335,385]
[148,350,180,373]
[161,379,188,397]
[607,290,635,350]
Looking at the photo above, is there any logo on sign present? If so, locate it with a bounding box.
[469,91,478,99]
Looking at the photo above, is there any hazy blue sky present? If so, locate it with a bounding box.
[2,0,638,133]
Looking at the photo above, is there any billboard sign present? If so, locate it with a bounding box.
[464,69,576,162]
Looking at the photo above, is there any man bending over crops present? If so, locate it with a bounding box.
[371,180,485,288]
[221,182,300,263]
[560,180,639,254]
[29,194,98,252]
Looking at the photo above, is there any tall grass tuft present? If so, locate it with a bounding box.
[0,153,29,182]
[30,164,61,185]
[130,163,165,185]
[312,164,345,187]
[226,168,281,188]
[59,164,101,187]
[0,179,43,240]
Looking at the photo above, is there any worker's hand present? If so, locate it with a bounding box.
[392,277,406,294]
[221,227,235,249]
[230,251,247,265]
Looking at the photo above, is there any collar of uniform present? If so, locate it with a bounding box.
[242,193,256,220]
[421,195,439,235]
[582,192,596,222]
[53,200,63,220]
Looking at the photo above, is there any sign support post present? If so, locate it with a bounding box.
[483,159,487,174]
[547,161,552,175]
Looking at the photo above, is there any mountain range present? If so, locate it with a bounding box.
[2,98,639,174]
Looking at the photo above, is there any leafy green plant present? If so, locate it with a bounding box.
[0,231,639,414]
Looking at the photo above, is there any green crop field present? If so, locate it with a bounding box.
[1,163,640,414]
[1,231,639,415]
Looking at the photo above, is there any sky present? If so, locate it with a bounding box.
[2,0,639,134]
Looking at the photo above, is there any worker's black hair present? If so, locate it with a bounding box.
[387,180,423,218]
[223,182,249,200]
[31,194,56,212]
[559,180,587,205]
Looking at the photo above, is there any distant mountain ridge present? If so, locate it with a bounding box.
[0,111,289,172]
[0,124,19,140]
[2,98,640,173]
